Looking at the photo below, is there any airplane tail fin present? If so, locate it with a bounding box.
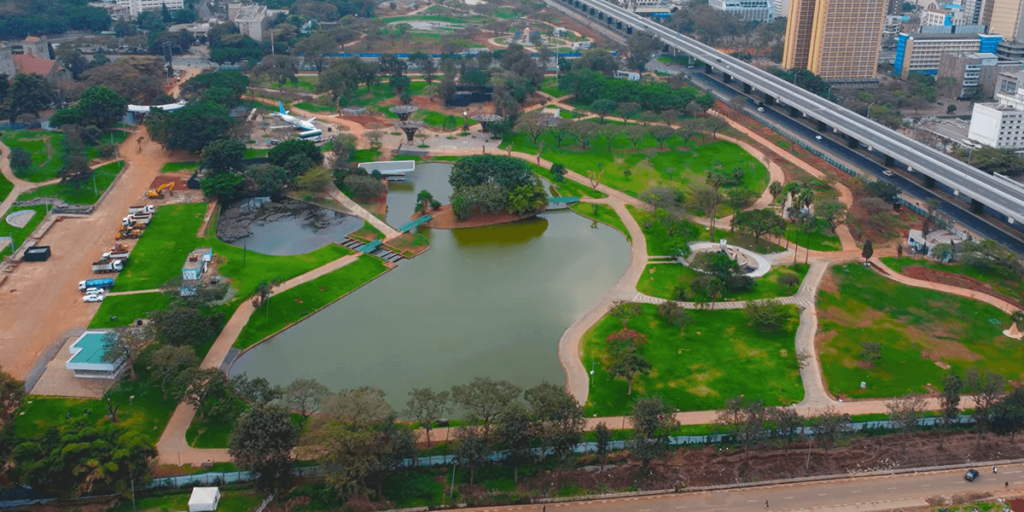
[278,101,287,115]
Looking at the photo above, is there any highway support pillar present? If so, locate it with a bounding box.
[626,26,633,34]
[616,21,622,29]
[923,176,935,189]
[883,154,894,166]
[847,137,858,149]
[816,120,826,131]
[764,95,776,106]
[788,105,799,117]
[607,17,612,25]
[705,63,713,73]
[598,11,603,19]
[723,73,732,83]
[971,198,984,214]
[589,7,595,15]
[663,44,670,53]
[743,83,752,94]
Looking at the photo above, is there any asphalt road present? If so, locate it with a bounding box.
[467,463,1023,512]
[688,69,1024,254]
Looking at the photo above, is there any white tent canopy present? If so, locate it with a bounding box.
[188,487,221,512]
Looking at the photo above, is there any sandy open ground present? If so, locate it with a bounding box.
[0,129,186,386]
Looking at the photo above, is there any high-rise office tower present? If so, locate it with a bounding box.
[782,0,888,82]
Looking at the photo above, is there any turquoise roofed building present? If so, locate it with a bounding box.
[65,330,125,379]
[181,247,213,297]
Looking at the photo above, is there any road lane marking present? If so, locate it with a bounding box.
[784,497,794,500]
[748,500,758,503]
[851,490,861,493]
[922,485,931,488]
[887,487,897,490]
[819,493,828,496]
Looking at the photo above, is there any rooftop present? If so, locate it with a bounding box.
[235,4,267,21]
[183,247,212,271]
[69,331,111,365]
[13,54,60,76]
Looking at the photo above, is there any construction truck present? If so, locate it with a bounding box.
[146,182,174,199]
[128,205,155,215]
[116,229,142,240]
[92,259,124,273]
[101,244,130,260]
[122,213,153,227]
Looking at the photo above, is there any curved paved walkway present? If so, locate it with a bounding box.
[0,140,61,223]
[156,254,361,465]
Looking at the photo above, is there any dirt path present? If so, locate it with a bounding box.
[0,128,167,382]
[156,253,361,465]
[873,258,1021,315]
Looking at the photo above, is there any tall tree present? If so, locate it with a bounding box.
[628,396,679,471]
[524,382,585,464]
[451,377,521,439]
[939,372,963,449]
[497,403,534,482]
[177,367,231,420]
[406,388,449,447]
[966,367,1007,443]
[101,327,152,381]
[626,31,661,72]
[886,394,925,457]
[811,406,849,460]
[76,86,128,128]
[149,345,198,401]
[590,98,617,123]
[293,30,336,73]
[451,426,490,486]
[201,138,247,175]
[230,403,300,490]
[284,378,331,424]
[9,73,57,122]
[253,55,300,88]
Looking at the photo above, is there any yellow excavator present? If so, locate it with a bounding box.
[146,182,175,199]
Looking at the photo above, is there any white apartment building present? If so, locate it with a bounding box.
[968,70,1024,149]
[117,0,184,18]
[229,3,270,41]
[709,0,775,21]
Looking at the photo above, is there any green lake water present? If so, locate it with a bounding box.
[230,162,630,408]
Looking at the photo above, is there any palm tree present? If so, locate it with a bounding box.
[706,277,725,310]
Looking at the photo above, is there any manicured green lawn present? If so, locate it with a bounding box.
[3,130,64,182]
[85,129,129,160]
[0,173,12,203]
[16,161,125,204]
[582,304,803,415]
[881,256,1024,304]
[626,205,702,256]
[347,82,427,111]
[186,414,236,449]
[782,217,843,251]
[253,75,319,92]
[353,149,381,163]
[244,148,269,159]
[116,203,354,299]
[294,101,336,112]
[533,163,606,199]
[657,55,691,66]
[88,292,173,328]
[570,202,629,241]
[1,205,47,258]
[234,255,388,349]
[541,76,566,97]
[636,263,809,301]
[17,369,176,444]
[501,128,768,201]
[818,263,1017,399]
[110,490,264,512]
[161,161,201,173]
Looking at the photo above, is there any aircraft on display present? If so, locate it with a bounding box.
[271,101,317,131]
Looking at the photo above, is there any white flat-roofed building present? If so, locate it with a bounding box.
[709,0,774,21]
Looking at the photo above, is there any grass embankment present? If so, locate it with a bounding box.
[3,129,129,182]
[818,263,1018,399]
[89,293,173,328]
[244,148,269,159]
[636,263,809,301]
[161,161,201,173]
[345,82,427,112]
[113,203,352,297]
[16,161,125,204]
[533,163,606,199]
[0,205,47,258]
[501,128,768,204]
[294,101,336,113]
[581,304,803,415]
[881,256,1024,304]
[109,489,264,512]
[234,256,389,349]
[569,203,629,241]
[0,173,12,203]
[626,205,702,256]
[18,367,177,445]
[252,75,319,93]
[541,76,566,97]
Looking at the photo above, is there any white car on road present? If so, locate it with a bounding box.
[83,293,104,303]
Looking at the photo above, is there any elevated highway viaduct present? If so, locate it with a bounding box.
[549,0,1024,245]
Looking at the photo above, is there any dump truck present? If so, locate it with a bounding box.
[101,250,129,260]
[128,205,154,215]
[122,214,152,227]
[92,259,124,273]
[79,277,115,292]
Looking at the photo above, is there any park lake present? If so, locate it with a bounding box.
[230,162,631,407]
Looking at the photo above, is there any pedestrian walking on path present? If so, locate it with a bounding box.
[766,500,769,508]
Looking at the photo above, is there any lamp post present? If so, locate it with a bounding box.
[462,110,469,132]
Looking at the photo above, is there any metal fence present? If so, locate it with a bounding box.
[148,415,973,489]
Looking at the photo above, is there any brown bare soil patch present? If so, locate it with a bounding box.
[342,115,392,129]
[906,324,981,362]
[818,270,839,296]
[900,265,1023,309]
[421,204,542,229]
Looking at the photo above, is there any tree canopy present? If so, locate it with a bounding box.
[146,100,236,153]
